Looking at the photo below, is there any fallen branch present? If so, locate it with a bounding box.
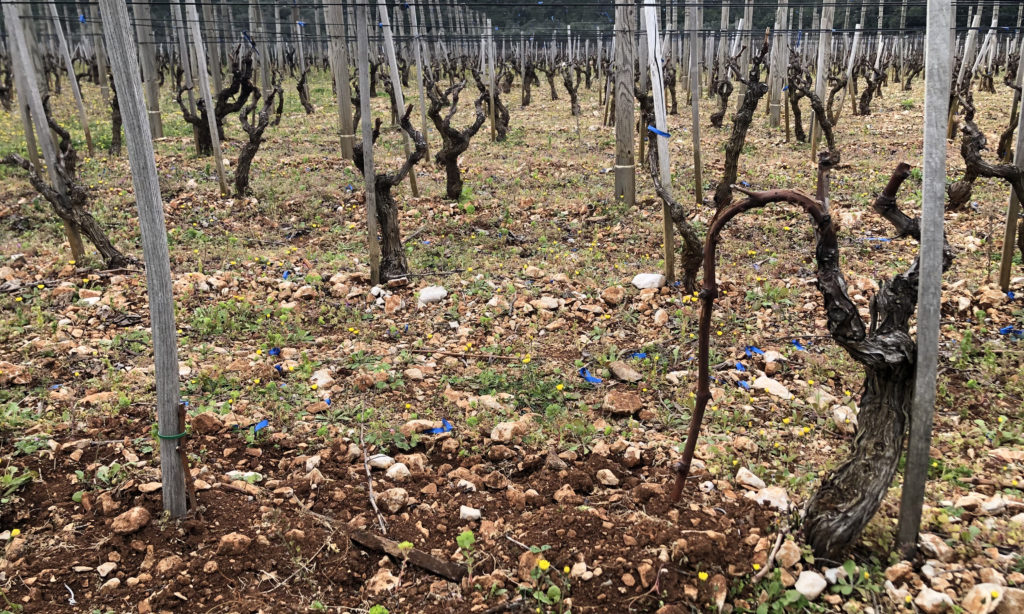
[350,528,466,582]
[751,526,788,584]
[361,424,388,535]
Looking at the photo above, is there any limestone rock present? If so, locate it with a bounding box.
[603,391,643,415]
[111,507,150,535]
[914,587,954,613]
[609,361,643,382]
[631,273,666,289]
[735,467,766,490]
[216,532,252,556]
[601,286,626,306]
[418,286,447,304]
[378,488,409,513]
[961,583,1003,614]
[753,375,793,400]
[795,571,827,601]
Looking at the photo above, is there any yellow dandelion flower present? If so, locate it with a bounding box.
[537,559,550,571]
[698,571,708,581]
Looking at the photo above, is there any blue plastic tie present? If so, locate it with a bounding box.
[647,125,671,138]
[744,346,765,357]
[422,418,453,435]
[268,347,281,356]
[253,419,269,432]
[736,362,746,372]
[79,14,86,23]
[738,381,751,390]
[628,352,648,359]
[578,368,603,384]
[792,339,807,351]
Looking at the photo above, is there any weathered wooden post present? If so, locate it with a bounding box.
[688,4,702,202]
[377,0,419,197]
[998,33,1024,291]
[410,2,430,157]
[896,0,953,558]
[132,0,163,138]
[643,0,672,283]
[355,1,382,285]
[47,1,93,156]
[98,0,188,519]
[185,1,229,196]
[327,0,355,159]
[613,1,636,208]
[834,24,862,124]
[201,1,222,94]
[170,0,201,154]
[5,1,86,263]
[810,6,835,161]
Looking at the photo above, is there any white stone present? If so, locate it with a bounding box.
[596,469,620,487]
[368,455,396,470]
[753,375,793,400]
[795,571,827,601]
[96,561,118,578]
[459,505,481,521]
[631,273,666,289]
[385,463,411,481]
[418,286,448,304]
[744,486,790,511]
[833,405,858,434]
[310,368,334,389]
[914,587,954,614]
[735,467,766,490]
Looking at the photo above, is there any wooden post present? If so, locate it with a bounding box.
[643,0,673,284]
[355,2,382,285]
[377,0,419,197]
[47,1,93,157]
[896,0,952,559]
[98,0,187,519]
[688,4,703,205]
[613,1,636,208]
[409,3,430,157]
[998,33,1024,291]
[185,1,229,196]
[487,19,496,142]
[735,0,754,111]
[132,0,163,138]
[201,1,222,94]
[86,5,112,106]
[810,6,835,162]
[327,0,355,159]
[5,1,86,263]
[170,0,201,155]
[833,24,862,124]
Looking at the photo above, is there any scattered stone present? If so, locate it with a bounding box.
[961,583,1003,614]
[833,405,858,434]
[111,507,150,535]
[459,505,482,521]
[795,571,827,601]
[995,588,1024,614]
[776,540,801,569]
[596,469,620,487]
[384,294,405,315]
[366,568,399,594]
[404,367,424,381]
[310,368,335,389]
[418,286,447,304]
[98,578,121,593]
[216,532,252,556]
[379,488,409,513]
[735,467,766,490]
[918,533,954,562]
[531,296,560,310]
[885,561,913,584]
[806,387,837,410]
[603,391,643,415]
[155,555,184,576]
[623,447,642,468]
[653,309,669,327]
[368,455,396,470]
[745,486,790,511]
[608,361,643,383]
[523,266,544,278]
[385,463,411,481]
[553,484,583,505]
[601,286,626,306]
[752,375,793,400]
[914,587,955,613]
[570,561,588,578]
[631,273,666,289]
[399,419,440,437]
[96,561,117,578]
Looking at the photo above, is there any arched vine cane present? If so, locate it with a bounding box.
[670,163,953,558]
